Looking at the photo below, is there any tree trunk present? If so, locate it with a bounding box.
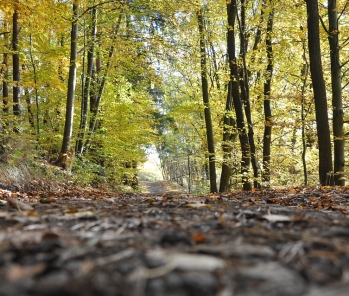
[197,8,217,193]
[85,12,123,152]
[22,65,35,128]
[76,7,97,155]
[301,62,309,186]
[227,0,251,191]
[238,0,259,188]
[56,1,78,170]
[219,82,236,192]
[12,2,20,118]
[328,0,344,185]
[29,33,41,144]
[262,7,274,184]
[2,22,9,115]
[305,0,333,185]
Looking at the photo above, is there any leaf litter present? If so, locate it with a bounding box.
[1,184,349,295]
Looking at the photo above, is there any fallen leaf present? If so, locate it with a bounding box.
[6,196,34,211]
[6,263,46,282]
[39,197,56,203]
[65,208,79,214]
[192,232,207,243]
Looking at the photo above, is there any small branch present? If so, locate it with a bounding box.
[338,1,349,22]
[319,16,329,34]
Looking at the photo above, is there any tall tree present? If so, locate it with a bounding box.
[12,1,20,117]
[238,0,260,189]
[305,0,333,185]
[76,6,97,155]
[1,22,9,115]
[219,82,235,192]
[262,5,274,184]
[328,0,344,185]
[226,0,251,191]
[56,1,79,169]
[84,10,124,153]
[197,7,217,193]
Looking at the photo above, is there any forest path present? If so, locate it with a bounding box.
[139,180,187,195]
[1,186,349,295]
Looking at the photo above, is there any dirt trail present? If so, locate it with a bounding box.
[140,180,187,195]
[2,186,349,295]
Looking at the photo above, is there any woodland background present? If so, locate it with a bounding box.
[0,0,348,193]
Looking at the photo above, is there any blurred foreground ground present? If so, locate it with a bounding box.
[1,185,349,295]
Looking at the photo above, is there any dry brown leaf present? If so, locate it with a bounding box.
[65,208,79,214]
[6,196,34,211]
[6,263,46,282]
[192,232,207,243]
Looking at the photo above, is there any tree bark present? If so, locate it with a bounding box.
[227,0,251,191]
[328,0,344,185]
[219,82,236,192]
[76,7,97,155]
[12,2,20,117]
[56,1,78,170]
[305,0,333,185]
[262,6,274,184]
[2,22,9,115]
[238,0,259,188]
[197,8,217,193]
[85,11,123,152]
[300,61,309,186]
[29,33,41,144]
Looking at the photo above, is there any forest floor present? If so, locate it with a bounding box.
[1,182,349,295]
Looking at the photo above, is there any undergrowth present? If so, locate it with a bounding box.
[0,136,140,193]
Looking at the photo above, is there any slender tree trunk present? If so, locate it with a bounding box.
[22,65,35,128]
[2,53,9,113]
[29,33,40,145]
[2,22,9,115]
[58,36,65,83]
[219,82,235,192]
[227,0,251,191]
[262,7,274,184]
[197,8,217,193]
[238,0,259,188]
[328,0,344,185]
[85,12,123,152]
[24,89,34,128]
[76,7,97,155]
[305,0,333,185]
[12,2,20,118]
[301,61,309,185]
[56,1,78,170]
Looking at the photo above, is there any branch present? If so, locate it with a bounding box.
[79,0,124,17]
[338,1,349,22]
[341,80,349,90]
[340,59,349,69]
[319,15,329,34]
